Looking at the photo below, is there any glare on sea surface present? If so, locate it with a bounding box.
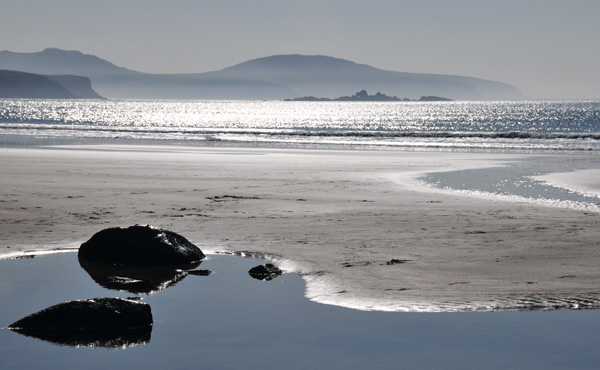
[1,99,600,150]
[0,99,596,130]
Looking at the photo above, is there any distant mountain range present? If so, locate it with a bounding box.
[0,48,523,100]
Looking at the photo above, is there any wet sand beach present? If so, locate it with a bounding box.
[1,145,599,311]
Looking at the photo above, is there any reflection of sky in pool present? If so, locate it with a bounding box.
[1,253,600,369]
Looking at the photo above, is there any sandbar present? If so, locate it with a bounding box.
[534,169,600,197]
[1,145,599,311]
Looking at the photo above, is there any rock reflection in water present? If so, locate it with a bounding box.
[79,258,204,294]
[10,326,152,348]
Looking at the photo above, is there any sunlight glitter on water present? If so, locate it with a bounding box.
[1,99,600,150]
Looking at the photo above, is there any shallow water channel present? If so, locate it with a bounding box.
[421,154,600,211]
[1,252,599,370]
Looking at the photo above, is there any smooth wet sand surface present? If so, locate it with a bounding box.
[1,145,599,311]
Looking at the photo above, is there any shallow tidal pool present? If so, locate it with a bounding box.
[1,252,599,370]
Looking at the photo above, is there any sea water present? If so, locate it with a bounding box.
[2,99,600,209]
[1,253,600,370]
[1,99,599,151]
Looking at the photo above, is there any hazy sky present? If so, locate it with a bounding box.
[1,0,599,99]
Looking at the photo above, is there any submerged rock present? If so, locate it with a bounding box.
[78,225,205,266]
[8,298,152,348]
[248,263,283,281]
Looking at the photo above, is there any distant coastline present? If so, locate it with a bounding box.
[0,49,522,100]
[0,69,103,99]
[284,90,452,102]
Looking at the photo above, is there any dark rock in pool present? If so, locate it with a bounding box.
[8,298,152,348]
[248,263,283,281]
[9,297,153,329]
[78,225,205,266]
